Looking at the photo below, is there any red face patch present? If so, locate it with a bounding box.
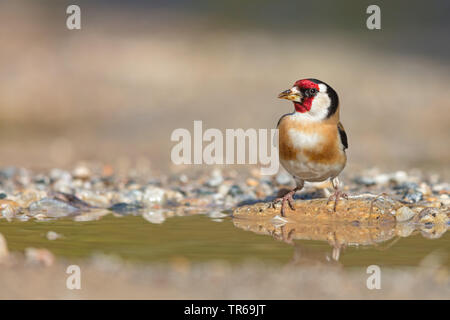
[293,79,319,113]
[294,79,320,90]
[294,100,312,113]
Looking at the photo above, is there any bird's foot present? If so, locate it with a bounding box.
[270,189,296,216]
[327,190,348,212]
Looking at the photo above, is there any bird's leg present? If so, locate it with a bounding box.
[327,177,348,212]
[275,187,297,215]
[271,179,304,216]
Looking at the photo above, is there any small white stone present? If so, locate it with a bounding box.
[142,210,166,224]
[271,215,288,225]
[142,187,166,205]
[417,183,431,196]
[208,211,228,218]
[373,174,389,185]
[72,165,91,179]
[46,231,62,241]
[393,171,408,183]
[218,184,231,196]
[207,169,223,187]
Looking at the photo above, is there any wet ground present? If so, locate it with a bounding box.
[0,214,448,268]
[0,165,448,299]
[0,212,448,299]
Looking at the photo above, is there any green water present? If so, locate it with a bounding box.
[0,215,448,268]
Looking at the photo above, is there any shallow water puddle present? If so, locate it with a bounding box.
[0,214,448,268]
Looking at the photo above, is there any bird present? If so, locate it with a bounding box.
[273,78,348,216]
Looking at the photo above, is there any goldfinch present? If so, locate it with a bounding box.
[274,78,348,215]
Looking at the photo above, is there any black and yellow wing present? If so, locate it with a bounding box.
[337,122,348,150]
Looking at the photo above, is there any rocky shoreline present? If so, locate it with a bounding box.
[0,164,448,224]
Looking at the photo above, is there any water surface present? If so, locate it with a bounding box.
[0,215,448,268]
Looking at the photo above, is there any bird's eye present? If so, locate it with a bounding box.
[309,88,317,95]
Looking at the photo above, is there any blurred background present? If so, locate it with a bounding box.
[0,0,449,175]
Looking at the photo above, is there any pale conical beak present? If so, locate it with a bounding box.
[278,88,301,101]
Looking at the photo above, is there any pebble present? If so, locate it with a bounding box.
[0,200,21,221]
[52,182,72,194]
[246,178,259,187]
[24,248,55,267]
[206,169,223,187]
[33,174,50,185]
[395,206,416,222]
[165,189,184,202]
[46,231,63,241]
[391,171,409,184]
[393,182,418,190]
[208,211,228,219]
[73,209,110,222]
[373,174,390,185]
[142,210,166,224]
[51,169,73,193]
[51,192,93,210]
[417,208,449,226]
[440,194,450,207]
[393,182,424,203]
[111,186,168,206]
[33,213,49,220]
[76,190,110,207]
[28,198,79,218]
[354,176,376,186]
[217,184,231,196]
[180,197,212,207]
[228,185,243,197]
[142,186,166,205]
[49,168,72,182]
[113,190,140,204]
[16,168,31,186]
[11,189,47,208]
[432,183,450,193]
[108,202,143,215]
[0,167,17,179]
[417,183,432,196]
[359,170,411,186]
[72,165,91,180]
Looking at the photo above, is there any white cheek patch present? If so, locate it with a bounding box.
[313,92,331,109]
[288,129,321,149]
[318,83,327,93]
[309,92,331,120]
